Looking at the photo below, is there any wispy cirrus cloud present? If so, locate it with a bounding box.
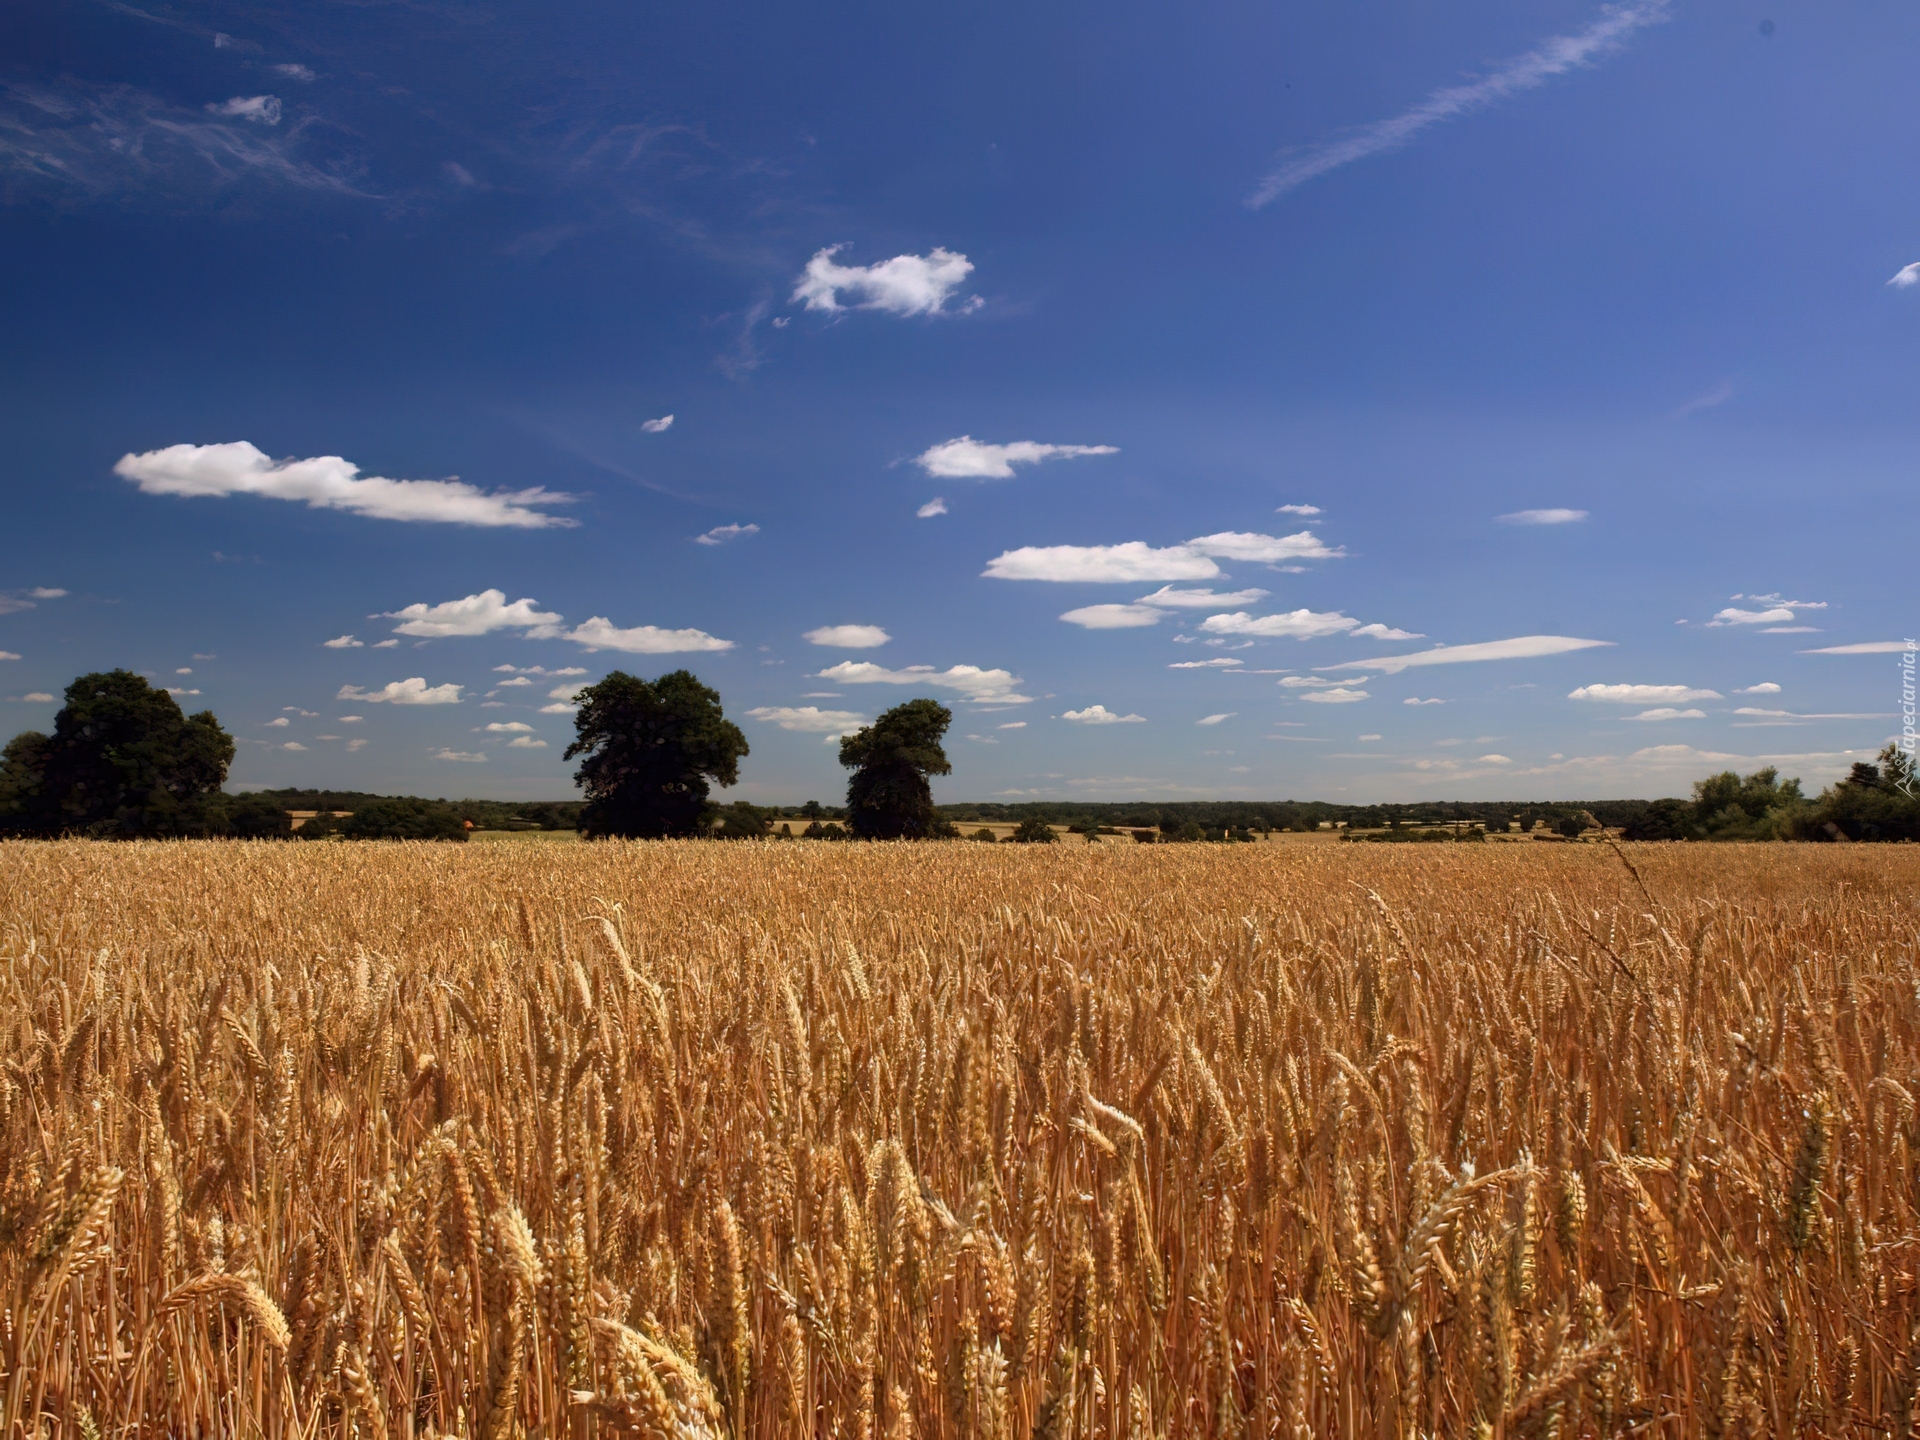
[1569,683,1721,703]
[1247,0,1671,206]
[985,530,1341,582]
[746,705,869,733]
[1889,262,1920,289]
[1322,635,1612,675]
[1498,508,1588,526]
[694,523,759,546]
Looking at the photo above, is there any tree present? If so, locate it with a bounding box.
[1,671,234,837]
[338,798,469,841]
[716,801,772,839]
[222,792,293,839]
[971,827,998,843]
[1795,744,1920,841]
[1009,816,1057,844]
[565,670,748,839]
[839,698,953,840]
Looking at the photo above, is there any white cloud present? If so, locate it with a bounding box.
[266,717,290,727]
[1278,675,1341,688]
[506,736,548,748]
[793,246,976,316]
[495,664,585,675]
[1247,0,1670,205]
[272,64,314,81]
[746,705,869,733]
[1302,687,1370,704]
[0,652,20,661]
[115,442,577,528]
[1352,623,1424,640]
[1890,262,1920,289]
[207,95,281,124]
[1061,604,1164,629]
[695,523,759,546]
[495,676,533,687]
[1801,641,1912,655]
[1276,504,1321,516]
[434,749,487,763]
[549,683,591,701]
[1201,609,1374,640]
[914,437,1118,480]
[280,741,306,751]
[1569,683,1721,703]
[1136,585,1270,608]
[1062,705,1145,724]
[346,737,366,751]
[1403,697,1446,705]
[641,415,674,433]
[1627,708,1707,720]
[1478,754,1512,764]
[339,715,363,722]
[565,617,733,653]
[540,703,578,714]
[1761,626,1819,635]
[1708,606,1795,627]
[383,589,563,638]
[337,678,462,705]
[1196,713,1235,726]
[1170,658,1244,669]
[984,529,1340,582]
[1737,682,1782,694]
[284,708,316,716]
[817,660,1032,706]
[1731,708,1892,721]
[14,692,53,702]
[804,624,891,649]
[323,634,363,648]
[485,721,535,733]
[1323,635,1613,675]
[998,721,1026,729]
[917,497,949,518]
[175,667,193,675]
[165,687,200,696]
[1498,509,1588,525]
[984,542,1221,583]
[30,588,65,598]
[373,640,399,648]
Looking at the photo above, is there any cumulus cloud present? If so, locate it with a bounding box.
[1061,604,1164,629]
[279,740,306,750]
[549,683,591,701]
[1498,508,1588,525]
[816,660,1032,706]
[793,246,976,316]
[1403,698,1446,705]
[983,529,1341,582]
[382,590,563,638]
[1301,687,1370,704]
[1353,623,1425,640]
[745,705,869,733]
[1136,586,1269,608]
[914,437,1118,480]
[0,652,20,661]
[564,617,733,653]
[1569,683,1721,703]
[1801,641,1912,655]
[1890,262,1920,289]
[804,624,890,648]
[207,95,281,124]
[1170,658,1244,669]
[1708,606,1795,627]
[1322,635,1612,675]
[266,717,289,727]
[1479,754,1512,764]
[14,692,54,702]
[323,635,363,648]
[506,736,547,748]
[484,722,534,733]
[1196,713,1235,726]
[641,415,674,433]
[695,523,759,546]
[1247,0,1670,205]
[337,678,463,705]
[434,749,487,763]
[1061,705,1145,724]
[1737,682,1782,694]
[539,703,578,714]
[1201,609,1379,640]
[1276,504,1321,516]
[1278,675,1341,688]
[998,721,1026,729]
[494,676,533,687]
[917,498,949,518]
[373,639,399,648]
[115,442,578,528]
[1628,708,1707,720]
[272,64,314,81]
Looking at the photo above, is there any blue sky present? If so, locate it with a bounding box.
[0,0,1911,802]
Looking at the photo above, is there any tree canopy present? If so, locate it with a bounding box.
[839,698,953,839]
[564,670,748,838]
[0,670,234,836]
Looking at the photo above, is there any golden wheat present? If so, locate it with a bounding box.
[1,837,1917,1437]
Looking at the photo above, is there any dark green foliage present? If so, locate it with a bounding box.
[221,792,293,839]
[1793,745,1920,841]
[1008,816,1057,844]
[0,671,234,837]
[802,820,848,839]
[338,798,468,841]
[1555,814,1589,838]
[295,810,343,840]
[1129,829,1158,844]
[1172,821,1206,843]
[565,670,748,839]
[972,827,998,842]
[1621,798,1691,841]
[840,698,953,840]
[715,801,773,839]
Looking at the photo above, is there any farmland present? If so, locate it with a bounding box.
[3,840,1918,1437]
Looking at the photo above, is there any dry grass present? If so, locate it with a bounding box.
[1,838,1917,1438]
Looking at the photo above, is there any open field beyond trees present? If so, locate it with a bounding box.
[4,841,1920,1438]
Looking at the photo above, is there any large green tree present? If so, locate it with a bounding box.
[839,698,953,839]
[565,670,748,838]
[0,670,235,836]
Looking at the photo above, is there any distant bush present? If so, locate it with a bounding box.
[338,799,469,842]
[972,828,997,843]
[1009,817,1057,844]
[802,820,848,840]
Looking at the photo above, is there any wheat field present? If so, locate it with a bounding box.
[2,839,1918,1438]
